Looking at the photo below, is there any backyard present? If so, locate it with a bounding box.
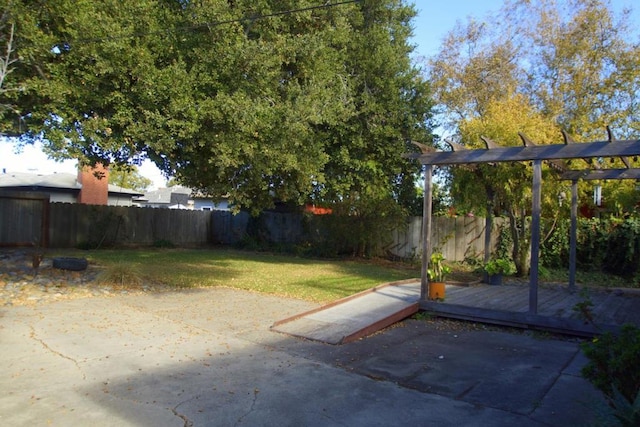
[58,247,635,301]
[2,247,634,309]
[65,248,423,303]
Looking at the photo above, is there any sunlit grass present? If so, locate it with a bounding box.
[48,247,636,303]
[96,260,143,287]
[77,248,420,303]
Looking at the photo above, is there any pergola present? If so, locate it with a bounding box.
[406,131,640,319]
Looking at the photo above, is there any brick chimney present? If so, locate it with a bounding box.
[77,163,109,205]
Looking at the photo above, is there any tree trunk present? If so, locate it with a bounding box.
[508,209,531,277]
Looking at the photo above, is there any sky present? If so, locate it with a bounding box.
[0,0,636,190]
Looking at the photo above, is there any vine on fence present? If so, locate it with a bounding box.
[541,217,640,278]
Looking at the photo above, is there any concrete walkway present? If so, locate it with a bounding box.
[1,287,611,426]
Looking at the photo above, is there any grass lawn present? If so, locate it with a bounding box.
[76,248,421,303]
[49,247,634,303]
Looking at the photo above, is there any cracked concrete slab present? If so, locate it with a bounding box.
[1,287,610,426]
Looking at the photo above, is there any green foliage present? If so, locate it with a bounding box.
[576,218,610,272]
[427,252,451,282]
[0,12,19,129]
[483,258,514,276]
[450,96,562,277]
[430,0,640,140]
[76,240,100,251]
[429,0,640,272]
[493,224,513,261]
[541,217,640,278]
[412,311,433,321]
[605,387,640,427]
[581,324,640,426]
[572,287,595,324]
[602,218,640,278]
[305,196,408,258]
[109,165,153,192]
[540,218,570,268]
[152,239,175,249]
[506,0,640,137]
[5,0,434,215]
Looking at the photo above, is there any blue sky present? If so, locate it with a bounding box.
[410,0,505,58]
[1,0,637,188]
[410,0,638,59]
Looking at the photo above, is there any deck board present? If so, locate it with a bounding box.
[275,280,639,343]
[613,296,640,324]
[423,282,640,336]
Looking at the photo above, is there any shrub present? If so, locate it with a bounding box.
[602,218,640,277]
[153,239,175,248]
[493,224,512,260]
[540,218,569,268]
[305,197,407,258]
[483,258,515,276]
[581,324,640,426]
[540,217,640,277]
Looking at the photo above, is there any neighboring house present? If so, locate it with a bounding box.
[134,186,192,209]
[0,168,143,206]
[191,190,230,211]
[134,187,230,210]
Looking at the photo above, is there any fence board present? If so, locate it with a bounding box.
[2,195,504,260]
[45,204,213,248]
[388,216,506,262]
[211,210,250,244]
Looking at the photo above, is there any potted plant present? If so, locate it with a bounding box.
[427,252,451,300]
[483,258,514,286]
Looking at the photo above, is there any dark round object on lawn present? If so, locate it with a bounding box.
[52,257,88,271]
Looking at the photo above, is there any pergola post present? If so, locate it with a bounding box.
[483,190,494,283]
[529,160,542,314]
[420,164,433,301]
[569,179,578,291]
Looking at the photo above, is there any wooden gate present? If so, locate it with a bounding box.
[0,191,49,247]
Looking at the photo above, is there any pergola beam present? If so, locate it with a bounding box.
[607,126,631,168]
[406,139,640,166]
[561,168,640,180]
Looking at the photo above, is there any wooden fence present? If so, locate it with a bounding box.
[1,193,501,261]
[210,210,306,245]
[47,203,213,248]
[389,216,505,261]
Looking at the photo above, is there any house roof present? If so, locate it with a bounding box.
[0,171,82,190]
[137,186,192,204]
[0,171,143,196]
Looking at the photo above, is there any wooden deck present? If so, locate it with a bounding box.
[419,282,640,336]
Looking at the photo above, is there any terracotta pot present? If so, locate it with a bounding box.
[428,282,446,300]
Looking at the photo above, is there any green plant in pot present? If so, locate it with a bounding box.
[483,258,514,286]
[427,252,451,300]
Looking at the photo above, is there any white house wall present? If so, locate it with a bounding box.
[107,195,136,206]
[49,193,77,204]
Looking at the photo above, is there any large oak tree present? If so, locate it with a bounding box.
[1,0,433,214]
